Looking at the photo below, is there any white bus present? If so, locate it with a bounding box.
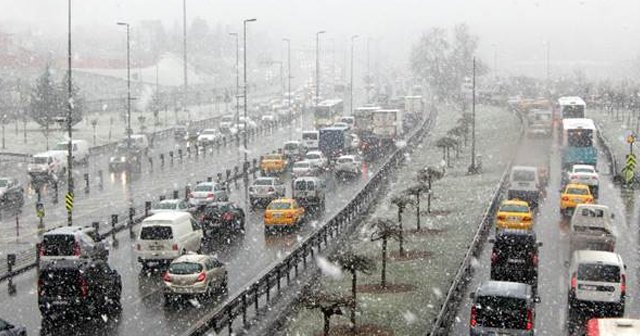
[314,99,344,128]
[558,96,586,119]
[562,118,597,169]
[586,318,640,336]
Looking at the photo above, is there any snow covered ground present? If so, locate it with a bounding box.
[283,104,520,335]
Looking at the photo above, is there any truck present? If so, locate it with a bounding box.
[27,151,68,183]
[569,204,616,253]
[371,109,403,145]
[319,127,349,159]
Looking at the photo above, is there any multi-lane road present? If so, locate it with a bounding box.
[451,129,640,335]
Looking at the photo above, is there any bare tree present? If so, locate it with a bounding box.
[302,288,353,336]
[390,195,413,256]
[369,218,401,288]
[331,250,375,333]
[405,183,429,230]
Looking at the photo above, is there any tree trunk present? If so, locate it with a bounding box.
[397,208,404,256]
[381,238,387,288]
[416,194,421,230]
[441,147,445,160]
[351,271,357,334]
[324,312,331,336]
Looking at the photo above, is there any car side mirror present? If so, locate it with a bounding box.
[469,291,475,299]
[537,242,543,247]
[488,238,496,244]
[534,296,541,303]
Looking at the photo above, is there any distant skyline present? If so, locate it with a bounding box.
[1,0,639,79]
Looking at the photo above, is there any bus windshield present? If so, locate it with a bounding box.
[567,129,593,147]
[563,105,585,119]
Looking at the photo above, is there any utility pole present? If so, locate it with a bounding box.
[243,18,257,168]
[283,38,292,135]
[469,57,478,174]
[117,22,132,177]
[229,33,239,125]
[350,35,358,115]
[315,30,326,107]
[183,0,188,119]
[66,0,74,226]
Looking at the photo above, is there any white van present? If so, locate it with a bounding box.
[135,212,203,269]
[52,139,90,164]
[302,130,319,149]
[27,151,67,181]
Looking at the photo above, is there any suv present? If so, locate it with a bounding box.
[489,230,542,291]
[38,259,122,319]
[470,280,539,335]
[249,177,286,207]
[0,177,24,208]
[38,226,109,263]
[507,166,541,208]
[567,250,626,331]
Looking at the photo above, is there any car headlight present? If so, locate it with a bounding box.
[121,156,127,161]
[110,157,115,162]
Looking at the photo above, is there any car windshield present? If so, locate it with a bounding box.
[140,226,173,240]
[42,234,75,256]
[294,181,315,191]
[574,168,594,173]
[153,202,177,210]
[268,202,292,210]
[500,204,529,213]
[0,179,7,187]
[169,262,203,275]
[194,184,213,192]
[294,162,310,168]
[306,153,320,160]
[337,157,354,164]
[475,296,528,329]
[578,264,620,282]
[221,116,234,122]
[495,236,535,259]
[40,268,81,297]
[285,143,299,150]
[34,157,49,164]
[202,130,216,135]
[53,143,68,150]
[254,179,274,186]
[567,188,589,195]
[513,170,535,181]
[302,133,318,140]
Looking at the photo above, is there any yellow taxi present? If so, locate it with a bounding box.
[260,153,288,175]
[264,198,305,231]
[495,199,534,230]
[560,183,594,216]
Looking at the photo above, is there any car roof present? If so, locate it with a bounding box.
[338,155,357,160]
[511,165,537,172]
[159,199,181,204]
[294,160,311,165]
[144,211,192,222]
[285,140,301,145]
[573,164,595,170]
[574,204,609,212]
[476,280,531,299]
[204,201,233,207]
[501,199,529,207]
[306,150,322,155]
[255,176,277,181]
[172,254,210,264]
[196,182,216,187]
[294,176,321,182]
[45,225,93,236]
[573,250,622,265]
[566,183,590,189]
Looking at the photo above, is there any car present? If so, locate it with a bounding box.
[292,176,326,214]
[507,166,541,208]
[304,150,328,169]
[38,259,122,320]
[188,182,229,206]
[283,141,305,161]
[109,144,142,173]
[350,133,361,151]
[195,201,245,236]
[335,155,362,176]
[162,254,228,303]
[52,139,90,164]
[264,198,305,232]
[238,116,257,130]
[38,226,109,263]
[249,177,286,207]
[569,204,616,253]
[292,160,321,178]
[339,116,355,129]
[260,153,288,175]
[301,130,319,149]
[125,134,150,155]
[469,280,539,336]
[495,199,534,231]
[560,183,594,217]
[567,250,626,333]
[149,199,193,216]
[28,151,66,182]
[182,126,201,143]
[0,178,24,208]
[585,318,640,336]
[489,230,542,291]
[196,128,220,146]
[136,212,203,269]
[0,318,26,336]
[565,164,599,198]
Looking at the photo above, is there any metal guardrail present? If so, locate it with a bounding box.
[184,112,434,336]
[595,122,619,180]
[0,115,298,283]
[427,106,526,336]
[0,152,33,162]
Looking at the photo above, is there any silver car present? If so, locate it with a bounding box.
[188,182,229,206]
[163,254,228,302]
[249,177,286,207]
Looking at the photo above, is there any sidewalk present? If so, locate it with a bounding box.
[283,104,520,335]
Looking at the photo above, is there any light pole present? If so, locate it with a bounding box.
[283,38,292,131]
[229,32,239,126]
[117,22,132,175]
[183,0,188,117]
[350,35,359,115]
[315,30,326,107]
[66,0,74,226]
[243,18,257,169]
[469,57,478,174]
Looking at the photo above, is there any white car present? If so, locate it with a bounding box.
[302,130,319,149]
[567,164,599,198]
[305,150,328,169]
[149,199,193,216]
[188,182,229,206]
[350,133,361,150]
[335,155,362,176]
[197,129,220,146]
[52,139,90,164]
[292,160,320,178]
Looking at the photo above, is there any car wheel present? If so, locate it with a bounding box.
[163,294,174,305]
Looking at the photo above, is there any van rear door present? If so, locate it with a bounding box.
[139,223,174,258]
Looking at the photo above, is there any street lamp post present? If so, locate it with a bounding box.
[350,35,359,115]
[283,38,292,131]
[183,0,188,116]
[229,33,239,126]
[315,30,326,107]
[66,0,74,226]
[117,22,132,175]
[469,57,478,174]
[243,18,257,171]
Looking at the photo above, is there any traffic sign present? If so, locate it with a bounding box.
[65,192,74,212]
[628,134,636,144]
[626,153,637,169]
[36,202,45,218]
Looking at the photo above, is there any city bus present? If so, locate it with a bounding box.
[558,96,586,119]
[314,99,344,128]
[562,118,597,170]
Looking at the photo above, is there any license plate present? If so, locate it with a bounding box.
[149,245,163,251]
[273,213,282,218]
[507,216,519,222]
[573,198,583,203]
[507,258,525,264]
[52,300,68,305]
[579,284,597,291]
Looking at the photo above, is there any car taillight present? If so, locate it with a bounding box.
[561,196,569,201]
[497,215,506,221]
[38,243,45,256]
[491,252,498,265]
[162,272,172,282]
[621,274,626,295]
[207,193,214,198]
[286,213,294,218]
[172,244,179,251]
[268,187,275,192]
[532,254,539,266]
[470,306,477,327]
[187,192,193,198]
[585,198,593,203]
[526,309,533,330]
[73,242,81,256]
[586,319,599,335]
[571,272,577,289]
[523,216,532,222]
[136,244,141,251]
[196,272,206,282]
[222,213,233,221]
[80,277,89,297]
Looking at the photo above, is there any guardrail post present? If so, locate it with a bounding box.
[160,153,165,167]
[148,157,153,170]
[169,151,174,164]
[145,201,151,217]
[98,170,104,190]
[159,195,166,201]
[242,294,248,327]
[226,169,231,183]
[252,158,257,178]
[294,254,299,277]
[7,253,15,294]
[92,221,100,239]
[207,176,212,182]
[194,144,199,157]
[227,306,233,335]
[186,146,191,157]
[286,259,291,285]
[266,276,270,303]
[111,214,118,246]
[223,136,227,146]
[184,185,191,200]
[173,190,179,199]
[52,181,58,204]
[178,149,183,161]
[129,207,135,238]
[84,173,90,194]
[276,267,281,292]
[254,284,259,313]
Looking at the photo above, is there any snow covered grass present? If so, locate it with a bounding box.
[590,108,636,170]
[284,104,520,335]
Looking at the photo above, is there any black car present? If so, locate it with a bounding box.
[108,145,142,173]
[196,201,245,236]
[0,178,24,208]
[0,318,26,336]
[489,230,542,291]
[38,259,122,320]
